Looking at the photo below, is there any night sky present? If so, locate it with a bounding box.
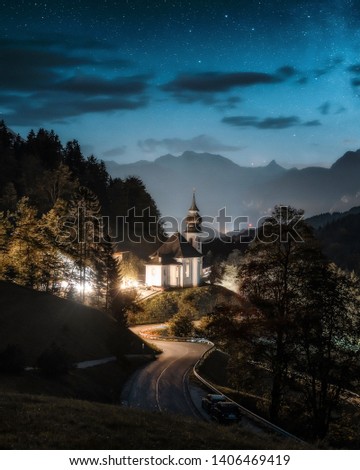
[1,0,360,167]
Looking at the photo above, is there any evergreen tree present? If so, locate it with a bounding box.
[0,210,12,279]
[38,200,70,294]
[107,176,163,257]
[35,163,77,212]
[65,187,102,303]
[239,205,325,423]
[0,121,18,192]
[5,198,44,287]
[63,140,86,180]
[26,128,63,170]
[84,155,110,211]
[296,264,360,438]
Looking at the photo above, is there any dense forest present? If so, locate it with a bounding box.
[200,206,360,441]
[0,120,162,309]
[304,209,360,275]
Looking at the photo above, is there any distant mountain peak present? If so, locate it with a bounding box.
[105,147,360,221]
[267,159,280,167]
[265,159,285,172]
[154,150,241,169]
[331,149,360,170]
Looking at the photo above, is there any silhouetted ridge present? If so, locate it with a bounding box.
[106,149,360,220]
[331,149,360,171]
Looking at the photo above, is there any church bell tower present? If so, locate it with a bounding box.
[184,191,202,253]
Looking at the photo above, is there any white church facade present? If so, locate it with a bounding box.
[145,193,203,288]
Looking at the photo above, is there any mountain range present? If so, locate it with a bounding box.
[105,149,360,225]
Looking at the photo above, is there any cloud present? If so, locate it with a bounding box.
[162,71,284,94]
[3,91,149,126]
[313,56,343,78]
[318,102,331,115]
[222,115,300,129]
[293,57,343,86]
[276,66,298,78]
[297,77,308,85]
[0,38,132,92]
[341,61,360,91]
[58,74,150,95]
[317,101,347,115]
[138,134,243,153]
[158,91,242,109]
[0,36,150,124]
[102,146,127,157]
[303,120,322,127]
[348,63,360,74]
[335,105,346,114]
[215,96,242,111]
[351,78,360,87]
[257,116,300,129]
[160,67,297,105]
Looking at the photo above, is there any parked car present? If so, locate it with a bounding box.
[201,394,227,412]
[210,402,242,424]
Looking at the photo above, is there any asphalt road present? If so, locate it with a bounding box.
[121,333,211,419]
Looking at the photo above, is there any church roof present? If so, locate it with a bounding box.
[149,232,202,260]
[189,191,199,212]
[145,257,182,266]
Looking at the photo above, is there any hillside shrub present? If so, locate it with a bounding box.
[129,286,243,325]
[168,311,194,337]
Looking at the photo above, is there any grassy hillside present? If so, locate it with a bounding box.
[0,393,300,450]
[130,285,243,325]
[0,362,135,404]
[0,281,154,365]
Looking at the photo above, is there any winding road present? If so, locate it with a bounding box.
[121,328,211,418]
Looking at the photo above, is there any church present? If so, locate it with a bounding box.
[145,193,203,288]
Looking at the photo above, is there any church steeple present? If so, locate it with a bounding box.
[184,190,202,252]
[189,190,199,212]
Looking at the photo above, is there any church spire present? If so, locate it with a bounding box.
[189,189,199,212]
[184,191,202,252]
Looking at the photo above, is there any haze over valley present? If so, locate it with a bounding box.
[106,149,360,225]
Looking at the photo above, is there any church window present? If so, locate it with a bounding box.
[185,260,190,277]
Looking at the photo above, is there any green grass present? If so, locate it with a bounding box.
[0,393,302,450]
[130,285,243,325]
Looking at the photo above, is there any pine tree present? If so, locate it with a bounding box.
[239,205,325,423]
[38,200,70,294]
[65,187,102,303]
[296,264,360,438]
[5,198,44,288]
[0,210,12,279]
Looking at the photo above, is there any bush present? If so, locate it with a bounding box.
[168,311,194,337]
[0,344,25,374]
[138,294,178,324]
[37,344,74,376]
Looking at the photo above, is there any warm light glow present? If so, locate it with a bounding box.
[74,282,94,294]
[120,277,139,289]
